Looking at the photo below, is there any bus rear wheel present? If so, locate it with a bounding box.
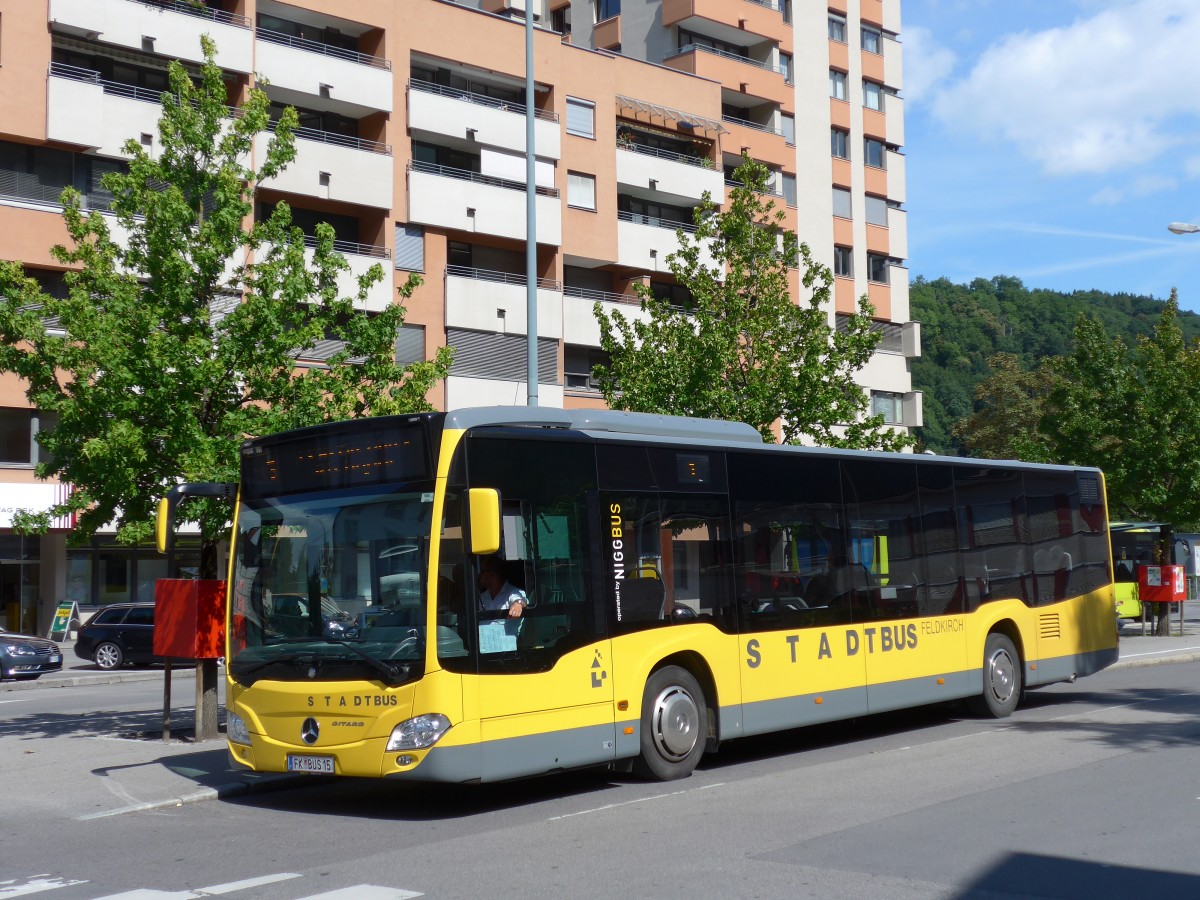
[968,633,1021,718]
[634,666,707,781]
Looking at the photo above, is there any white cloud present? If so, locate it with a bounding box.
[900,26,957,106]
[1089,173,1178,206]
[931,0,1200,176]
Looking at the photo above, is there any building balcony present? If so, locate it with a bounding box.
[616,143,724,205]
[885,93,905,148]
[886,149,906,204]
[47,63,167,157]
[407,161,562,246]
[616,210,715,271]
[408,79,560,161]
[665,44,790,106]
[720,115,792,168]
[445,266,563,339]
[255,28,392,116]
[662,0,790,46]
[562,286,646,346]
[254,125,393,209]
[593,15,621,50]
[313,236,393,312]
[48,0,253,73]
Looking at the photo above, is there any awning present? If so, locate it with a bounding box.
[615,94,726,136]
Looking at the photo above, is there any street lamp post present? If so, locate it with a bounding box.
[1168,222,1200,235]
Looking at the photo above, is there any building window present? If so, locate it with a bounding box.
[566,97,595,138]
[831,128,849,159]
[0,408,55,466]
[568,171,597,210]
[833,246,853,277]
[394,223,425,272]
[594,0,620,22]
[780,52,793,84]
[395,324,425,366]
[862,26,882,54]
[565,345,609,392]
[864,138,886,168]
[828,14,847,42]
[782,173,797,207]
[871,391,903,425]
[832,186,852,219]
[865,196,888,227]
[781,113,795,145]
[864,81,884,112]
[551,6,571,35]
[867,253,890,284]
[829,69,848,101]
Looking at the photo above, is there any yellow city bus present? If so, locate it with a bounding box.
[157,408,1118,782]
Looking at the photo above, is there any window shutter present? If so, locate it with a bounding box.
[394,223,425,272]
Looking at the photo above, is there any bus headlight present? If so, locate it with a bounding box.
[227,711,251,746]
[387,713,451,751]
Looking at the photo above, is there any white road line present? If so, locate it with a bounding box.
[92,873,301,900]
[295,887,423,900]
[0,697,38,705]
[0,876,87,898]
[548,781,725,821]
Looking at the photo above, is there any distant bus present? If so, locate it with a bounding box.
[157,408,1118,782]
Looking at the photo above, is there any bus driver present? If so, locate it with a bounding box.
[478,555,527,618]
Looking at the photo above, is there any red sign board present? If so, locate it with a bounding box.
[1137,565,1186,604]
[154,579,226,659]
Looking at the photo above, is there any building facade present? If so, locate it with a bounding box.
[0,0,916,633]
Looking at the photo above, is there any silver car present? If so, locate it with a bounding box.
[0,629,63,681]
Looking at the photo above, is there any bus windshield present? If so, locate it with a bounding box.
[228,485,440,686]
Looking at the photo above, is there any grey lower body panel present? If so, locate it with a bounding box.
[741,686,869,737]
[1026,646,1118,687]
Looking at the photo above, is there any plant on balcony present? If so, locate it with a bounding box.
[0,36,452,580]
[594,153,910,451]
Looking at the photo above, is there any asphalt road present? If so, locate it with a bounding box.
[5,662,1200,899]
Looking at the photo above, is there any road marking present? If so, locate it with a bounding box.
[548,781,725,821]
[76,788,219,820]
[0,876,87,898]
[92,873,301,899]
[295,888,422,900]
[0,697,38,705]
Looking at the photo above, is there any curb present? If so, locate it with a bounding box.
[75,771,316,820]
[1109,649,1200,670]
[1,669,190,692]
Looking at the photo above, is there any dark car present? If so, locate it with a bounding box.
[0,628,63,681]
[74,602,158,670]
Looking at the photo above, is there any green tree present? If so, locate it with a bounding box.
[0,37,451,577]
[594,155,909,450]
[952,352,1054,461]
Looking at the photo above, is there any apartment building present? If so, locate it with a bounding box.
[0,0,916,632]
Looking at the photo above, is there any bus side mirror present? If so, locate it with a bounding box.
[469,488,501,556]
[155,496,175,554]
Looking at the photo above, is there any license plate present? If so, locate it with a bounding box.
[50,654,62,664]
[287,754,335,774]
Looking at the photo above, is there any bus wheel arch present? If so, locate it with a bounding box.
[633,654,715,780]
[968,625,1023,718]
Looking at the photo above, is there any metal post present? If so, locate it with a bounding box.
[524,2,539,406]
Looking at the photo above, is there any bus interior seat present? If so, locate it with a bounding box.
[621,577,665,622]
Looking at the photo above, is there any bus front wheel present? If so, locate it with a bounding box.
[968,633,1021,718]
[634,666,707,781]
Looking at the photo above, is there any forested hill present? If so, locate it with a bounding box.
[910,275,1200,455]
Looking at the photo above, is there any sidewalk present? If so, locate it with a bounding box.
[4,606,1200,821]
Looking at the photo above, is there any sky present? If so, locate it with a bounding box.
[900,0,1200,312]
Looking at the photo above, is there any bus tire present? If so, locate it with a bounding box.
[634,666,707,781]
[968,633,1021,718]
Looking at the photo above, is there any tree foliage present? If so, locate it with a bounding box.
[0,37,451,574]
[911,275,1200,454]
[951,352,1054,461]
[594,155,910,450]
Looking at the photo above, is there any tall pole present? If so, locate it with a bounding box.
[524,2,539,406]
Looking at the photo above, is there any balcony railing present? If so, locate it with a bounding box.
[743,0,781,10]
[446,265,561,291]
[129,0,251,29]
[301,234,390,259]
[409,79,559,123]
[50,63,243,115]
[564,285,641,306]
[408,159,560,198]
[721,114,784,137]
[266,120,391,155]
[673,43,786,76]
[0,169,114,210]
[255,27,391,70]
[724,178,783,198]
[617,209,697,234]
[617,139,713,170]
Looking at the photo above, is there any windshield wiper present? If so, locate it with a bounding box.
[232,650,317,682]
